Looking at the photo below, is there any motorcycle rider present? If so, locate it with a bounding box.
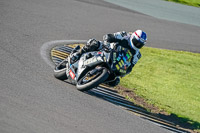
[71,30,147,86]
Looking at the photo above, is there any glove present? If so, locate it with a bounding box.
[103,34,115,42]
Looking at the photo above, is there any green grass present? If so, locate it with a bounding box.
[165,0,200,7]
[120,47,200,128]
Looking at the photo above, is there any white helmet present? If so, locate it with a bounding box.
[130,30,147,49]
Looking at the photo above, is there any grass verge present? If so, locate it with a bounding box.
[119,47,200,131]
[165,0,200,7]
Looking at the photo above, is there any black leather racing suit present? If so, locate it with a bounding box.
[103,31,142,76]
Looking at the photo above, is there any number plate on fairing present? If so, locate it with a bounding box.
[83,57,104,66]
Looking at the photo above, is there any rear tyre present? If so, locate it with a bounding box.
[76,68,109,91]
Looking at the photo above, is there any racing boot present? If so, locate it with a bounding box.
[106,77,120,87]
[70,52,81,63]
[70,39,101,63]
[71,45,80,54]
[70,47,86,63]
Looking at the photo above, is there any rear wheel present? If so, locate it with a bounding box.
[76,67,109,91]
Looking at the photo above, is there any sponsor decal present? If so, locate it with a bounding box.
[119,69,126,74]
[116,64,120,70]
[113,52,116,63]
[124,65,127,70]
[69,69,75,79]
[104,57,106,62]
[98,52,102,55]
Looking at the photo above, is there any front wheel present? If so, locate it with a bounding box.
[76,67,109,91]
[54,60,68,80]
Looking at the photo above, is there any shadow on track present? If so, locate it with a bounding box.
[85,86,199,133]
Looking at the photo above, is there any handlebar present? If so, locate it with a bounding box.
[102,42,112,52]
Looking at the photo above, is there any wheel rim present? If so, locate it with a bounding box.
[81,71,101,84]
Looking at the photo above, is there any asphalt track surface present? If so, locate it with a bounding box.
[0,0,199,133]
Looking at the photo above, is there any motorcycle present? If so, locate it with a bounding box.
[53,43,131,91]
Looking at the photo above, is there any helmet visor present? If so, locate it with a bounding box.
[132,37,145,49]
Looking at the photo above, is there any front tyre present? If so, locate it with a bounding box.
[54,68,68,80]
[76,68,109,91]
[54,60,68,80]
